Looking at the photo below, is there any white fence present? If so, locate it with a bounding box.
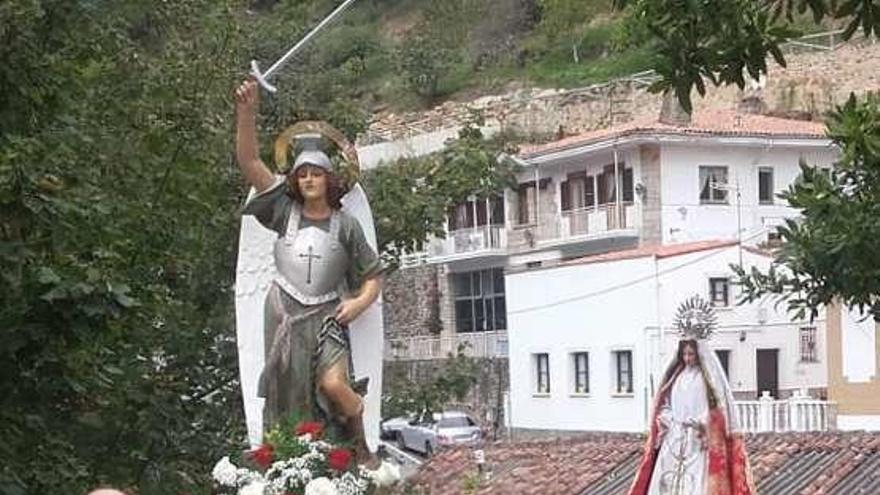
[735,391,836,433]
[385,331,509,360]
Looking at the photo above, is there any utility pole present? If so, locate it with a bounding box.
[711,178,743,267]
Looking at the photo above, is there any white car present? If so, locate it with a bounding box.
[380,415,414,440]
[396,411,482,456]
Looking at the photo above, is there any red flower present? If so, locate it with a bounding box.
[295,421,324,439]
[327,448,353,471]
[250,444,274,469]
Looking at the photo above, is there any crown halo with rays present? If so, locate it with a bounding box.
[674,295,718,340]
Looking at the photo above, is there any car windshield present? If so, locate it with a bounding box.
[437,417,471,428]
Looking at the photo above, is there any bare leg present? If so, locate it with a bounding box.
[318,361,380,468]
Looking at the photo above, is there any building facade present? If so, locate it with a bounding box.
[505,241,829,432]
[827,303,880,430]
[382,109,840,432]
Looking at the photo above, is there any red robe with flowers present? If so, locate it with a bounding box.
[628,369,755,495]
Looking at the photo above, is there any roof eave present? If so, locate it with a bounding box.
[521,131,834,166]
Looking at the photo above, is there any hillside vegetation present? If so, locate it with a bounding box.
[253,0,834,113]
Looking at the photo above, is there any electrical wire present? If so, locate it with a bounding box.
[507,228,771,316]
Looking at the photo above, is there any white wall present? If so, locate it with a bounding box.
[357,125,499,169]
[842,306,877,383]
[506,243,828,433]
[506,255,656,432]
[659,144,837,245]
[650,246,827,398]
[837,415,880,431]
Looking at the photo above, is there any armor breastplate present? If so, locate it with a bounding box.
[274,206,348,305]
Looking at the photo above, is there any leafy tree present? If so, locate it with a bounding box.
[364,114,521,264]
[734,94,880,321]
[611,0,880,113]
[382,345,480,420]
[0,2,519,493]
[611,2,880,322]
[396,33,459,99]
[1,1,247,493]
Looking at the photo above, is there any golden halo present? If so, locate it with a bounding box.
[273,121,360,177]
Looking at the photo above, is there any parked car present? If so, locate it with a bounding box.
[397,411,482,456]
[379,415,414,441]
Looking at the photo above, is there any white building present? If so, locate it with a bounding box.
[505,240,829,432]
[496,109,841,432]
[383,109,844,431]
[826,303,880,430]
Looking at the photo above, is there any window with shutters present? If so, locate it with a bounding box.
[517,182,536,225]
[597,164,633,205]
[699,166,729,204]
[447,196,504,231]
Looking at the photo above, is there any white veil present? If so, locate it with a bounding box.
[695,340,741,432]
[656,339,740,433]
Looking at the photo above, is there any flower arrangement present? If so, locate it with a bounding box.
[212,418,379,495]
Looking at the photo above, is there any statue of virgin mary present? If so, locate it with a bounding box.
[628,296,755,495]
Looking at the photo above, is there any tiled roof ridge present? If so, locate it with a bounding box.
[520,108,829,158]
[402,431,880,495]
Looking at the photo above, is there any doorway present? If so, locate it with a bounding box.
[756,348,779,399]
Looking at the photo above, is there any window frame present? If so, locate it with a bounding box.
[453,268,507,333]
[715,349,731,379]
[448,196,505,231]
[516,182,536,225]
[709,277,731,307]
[572,351,590,395]
[535,353,551,395]
[597,164,633,206]
[758,166,774,205]
[799,326,818,363]
[613,350,634,395]
[699,165,730,204]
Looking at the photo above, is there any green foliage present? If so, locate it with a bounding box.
[734,93,880,321]
[382,345,480,420]
[461,471,482,493]
[530,0,614,64]
[610,0,799,114]
[364,114,521,264]
[612,0,880,113]
[0,2,519,492]
[396,33,460,99]
[1,0,251,492]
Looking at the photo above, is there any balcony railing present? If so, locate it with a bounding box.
[429,225,507,258]
[385,331,509,360]
[403,204,639,263]
[510,203,639,251]
[556,203,638,241]
[735,391,836,433]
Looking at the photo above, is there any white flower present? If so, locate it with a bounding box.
[305,477,339,495]
[366,461,401,487]
[240,480,267,495]
[333,472,370,495]
[298,433,313,442]
[211,456,238,487]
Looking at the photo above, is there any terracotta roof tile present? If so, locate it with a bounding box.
[519,109,829,159]
[399,431,880,495]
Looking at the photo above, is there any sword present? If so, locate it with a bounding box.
[250,0,360,93]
